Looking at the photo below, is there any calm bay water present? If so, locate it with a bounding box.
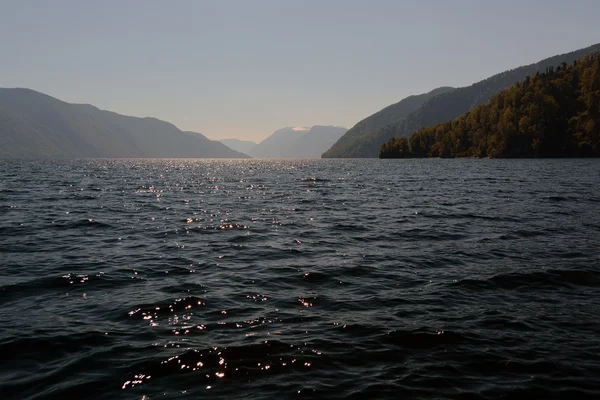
[1,158,599,399]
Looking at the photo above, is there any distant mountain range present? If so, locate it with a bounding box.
[0,88,248,158]
[247,126,347,158]
[219,138,257,155]
[323,42,600,158]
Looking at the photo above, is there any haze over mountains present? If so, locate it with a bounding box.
[246,126,347,158]
[0,88,345,159]
[218,139,257,155]
[2,45,599,160]
[323,42,600,158]
[0,88,248,158]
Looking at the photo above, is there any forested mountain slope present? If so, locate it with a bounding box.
[380,53,600,158]
[322,86,453,158]
[325,42,600,158]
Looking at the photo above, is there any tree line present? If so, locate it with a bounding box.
[380,53,600,158]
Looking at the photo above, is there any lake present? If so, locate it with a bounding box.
[1,158,599,399]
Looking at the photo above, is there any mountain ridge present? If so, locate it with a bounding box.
[0,88,248,158]
[249,125,347,158]
[323,42,600,158]
[380,52,600,158]
[322,86,454,158]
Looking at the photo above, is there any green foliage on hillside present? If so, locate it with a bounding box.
[325,43,600,158]
[380,53,600,158]
[321,87,454,158]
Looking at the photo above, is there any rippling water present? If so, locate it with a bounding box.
[1,158,599,399]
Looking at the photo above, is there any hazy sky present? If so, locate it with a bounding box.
[1,0,599,142]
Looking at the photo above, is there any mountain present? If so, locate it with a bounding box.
[248,127,300,158]
[0,88,248,158]
[380,53,600,158]
[219,138,257,155]
[249,125,347,158]
[323,42,600,158]
[322,86,454,158]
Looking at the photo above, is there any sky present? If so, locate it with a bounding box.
[1,0,599,142]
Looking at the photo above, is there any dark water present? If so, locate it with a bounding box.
[1,158,599,400]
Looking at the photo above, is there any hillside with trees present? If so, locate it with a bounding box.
[380,53,600,158]
[324,43,600,158]
[322,87,454,158]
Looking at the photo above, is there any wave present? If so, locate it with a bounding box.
[456,267,600,290]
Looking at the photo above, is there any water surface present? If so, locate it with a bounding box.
[1,159,599,399]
